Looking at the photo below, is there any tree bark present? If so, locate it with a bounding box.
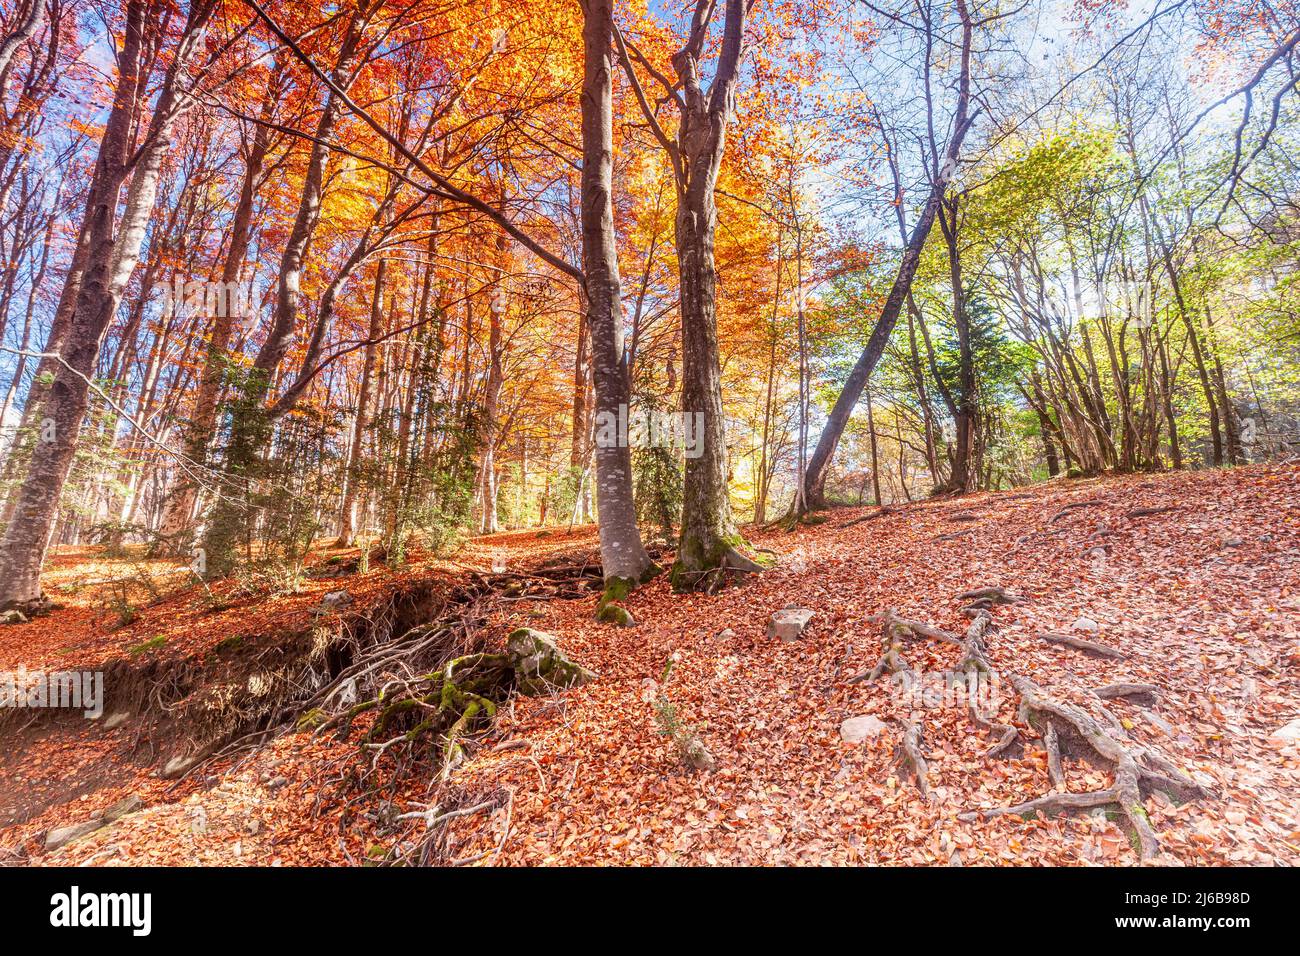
[0,0,214,607]
[580,0,652,586]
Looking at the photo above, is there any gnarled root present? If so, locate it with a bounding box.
[957,586,1027,610]
[346,652,514,774]
[895,718,931,799]
[964,675,1211,861]
[862,610,923,682]
[955,610,1019,758]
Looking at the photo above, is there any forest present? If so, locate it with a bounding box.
[0,0,1296,874]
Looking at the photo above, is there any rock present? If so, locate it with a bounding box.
[0,609,27,625]
[840,714,889,743]
[1222,536,1245,549]
[102,711,129,730]
[45,818,105,851]
[507,628,596,696]
[767,607,815,641]
[1072,615,1100,633]
[266,776,288,790]
[103,794,143,822]
[716,628,736,640]
[161,753,200,779]
[596,603,634,627]
[1270,718,1300,743]
[681,737,717,772]
[318,589,353,611]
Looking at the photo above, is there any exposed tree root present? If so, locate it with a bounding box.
[958,585,1027,609]
[1048,498,1106,524]
[895,719,931,799]
[1036,630,1125,659]
[965,675,1211,861]
[861,610,925,682]
[840,506,897,528]
[1093,682,1160,703]
[1127,505,1178,518]
[849,587,1211,859]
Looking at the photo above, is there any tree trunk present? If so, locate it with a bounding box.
[0,0,214,608]
[156,69,277,554]
[336,258,387,547]
[799,4,974,509]
[580,0,653,588]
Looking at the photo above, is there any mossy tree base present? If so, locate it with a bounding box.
[670,532,769,594]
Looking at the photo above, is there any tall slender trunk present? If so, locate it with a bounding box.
[156,71,277,553]
[799,3,974,509]
[0,0,215,607]
[201,10,370,576]
[336,258,387,547]
[580,0,652,588]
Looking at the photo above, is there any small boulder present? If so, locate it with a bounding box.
[45,818,105,852]
[767,608,815,641]
[102,711,130,730]
[840,714,889,744]
[1072,615,1100,633]
[507,628,596,696]
[103,794,144,822]
[161,753,200,779]
[318,589,353,612]
[681,737,717,773]
[596,603,634,627]
[0,609,27,625]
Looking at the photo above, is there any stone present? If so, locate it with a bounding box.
[1270,718,1300,743]
[102,711,130,730]
[1072,615,1100,633]
[681,737,717,772]
[507,628,596,696]
[595,603,634,627]
[45,818,105,851]
[0,609,27,625]
[767,608,815,641]
[1222,536,1245,549]
[161,753,199,779]
[319,589,353,611]
[840,715,889,743]
[103,794,143,822]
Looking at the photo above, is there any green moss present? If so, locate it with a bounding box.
[128,635,166,656]
[214,634,245,652]
[595,575,640,626]
[596,603,634,626]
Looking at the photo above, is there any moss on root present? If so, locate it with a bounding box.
[595,575,644,627]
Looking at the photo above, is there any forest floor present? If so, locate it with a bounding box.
[1,463,1298,866]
